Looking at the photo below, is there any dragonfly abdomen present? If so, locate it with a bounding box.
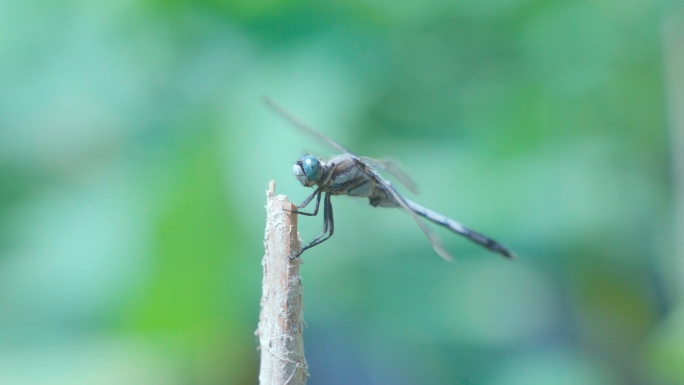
[404,199,514,259]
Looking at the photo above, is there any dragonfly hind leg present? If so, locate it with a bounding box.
[292,193,335,259]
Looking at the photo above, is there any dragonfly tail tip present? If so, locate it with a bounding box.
[502,251,517,260]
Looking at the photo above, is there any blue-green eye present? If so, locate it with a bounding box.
[293,155,322,186]
[301,155,321,181]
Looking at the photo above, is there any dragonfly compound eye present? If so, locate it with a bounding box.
[301,155,322,181]
[293,155,322,187]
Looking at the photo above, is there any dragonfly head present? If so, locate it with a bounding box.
[293,155,323,187]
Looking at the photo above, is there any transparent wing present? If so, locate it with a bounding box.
[263,97,420,195]
[362,168,453,262]
[360,156,419,195]
[263,97,352,156]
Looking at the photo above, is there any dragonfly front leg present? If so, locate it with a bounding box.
[293,193,335,258]
[288,189,322,217]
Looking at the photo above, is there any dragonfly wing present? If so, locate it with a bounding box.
[366,171,453,262]
[263,97,353,156]
[264,97,419,194]
[360,156,418,195]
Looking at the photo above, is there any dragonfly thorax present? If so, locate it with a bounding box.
[293,155,323,187]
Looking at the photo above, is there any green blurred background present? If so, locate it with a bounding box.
[2,0,684,384]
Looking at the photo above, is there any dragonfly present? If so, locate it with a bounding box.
[264,97,515,262]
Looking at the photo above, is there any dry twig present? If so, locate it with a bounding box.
[256,181,308,385]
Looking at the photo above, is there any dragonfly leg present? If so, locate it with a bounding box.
[291,193,335,258]
[287,189,322,216]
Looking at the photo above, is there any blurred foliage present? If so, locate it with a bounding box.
[1,0,683,384]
